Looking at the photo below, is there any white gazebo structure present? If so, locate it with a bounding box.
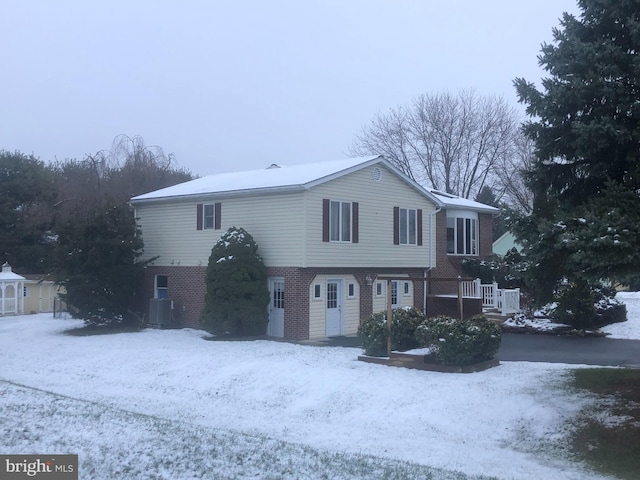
[0,262,25,315]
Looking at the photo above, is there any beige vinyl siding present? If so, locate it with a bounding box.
[135,191,306,267]
[23,282,62,313]
[372,275,413,313]
[304,164,436,268]
[308,275,359,340]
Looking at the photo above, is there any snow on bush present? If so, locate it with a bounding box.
[415,314,501,366]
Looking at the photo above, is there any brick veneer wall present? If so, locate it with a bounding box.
[138,265,428,340]
[139,266,208,328]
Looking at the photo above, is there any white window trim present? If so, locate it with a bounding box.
[375,281,384,298]
[347,282,357,299]
[203,204,215,230]
[155,275,168,299]
[329,200,353,243]
[446,210,479,256]
[399,207,418,246]
[312,283,323,301]
[403,281,411,296]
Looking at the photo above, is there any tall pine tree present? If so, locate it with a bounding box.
[511,0,639,324]
[54,200,150,326]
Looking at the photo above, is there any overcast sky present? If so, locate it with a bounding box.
[2,1,579,177]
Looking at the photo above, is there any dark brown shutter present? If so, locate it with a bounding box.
[196,204,203,230]
[214,202,221,229]
[352,202,359,243]
[393,207,400,245]
[322,199,330,242]
[417,209,423,246]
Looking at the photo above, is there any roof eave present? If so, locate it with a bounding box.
[130,184,306,205]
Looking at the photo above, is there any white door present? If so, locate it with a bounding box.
[268,278,285,338]
[391,281,400,309]
[325,279,343,337]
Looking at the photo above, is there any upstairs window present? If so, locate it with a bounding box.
[196,203,221,230]
[323,199,359,243]
[446,211,478,255]
[393,207,422,245]
[203,204,215,229]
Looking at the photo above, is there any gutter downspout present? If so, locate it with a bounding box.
[425,205,442,313]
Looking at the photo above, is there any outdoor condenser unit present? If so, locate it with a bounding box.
[149,298,173,327]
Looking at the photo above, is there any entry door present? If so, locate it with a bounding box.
[391,281,400,308]
[326,279,343,337]
[268,278,285,338]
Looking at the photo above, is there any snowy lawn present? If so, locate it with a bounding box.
[3,295,639,480]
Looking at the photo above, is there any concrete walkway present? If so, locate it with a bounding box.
[497,333,640,368]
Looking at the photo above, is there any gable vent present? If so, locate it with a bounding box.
[372,167,382,182]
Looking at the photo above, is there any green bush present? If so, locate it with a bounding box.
[358,312,388,357]
[415,315,501,366]
[391,307,424,351]
[551,282,627,329]
[201,227,270,336]
[358,307,426,356]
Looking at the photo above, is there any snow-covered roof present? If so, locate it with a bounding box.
[131,155,442,204]
[0,263,25,281]
[429,190,499,214]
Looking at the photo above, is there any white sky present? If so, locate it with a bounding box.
[1,0,579,176]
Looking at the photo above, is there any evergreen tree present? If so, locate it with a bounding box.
[54,200,150,326]
[201,227,270,336]
[511,0,640,321]
[474,186,508,241]
[0,150,58,272]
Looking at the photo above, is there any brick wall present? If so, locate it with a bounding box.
[140,266,207,328]
[138,265,428,340]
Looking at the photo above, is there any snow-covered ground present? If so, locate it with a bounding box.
[2,294,638,480]
[503,292,640,339]
[601,292,640,339]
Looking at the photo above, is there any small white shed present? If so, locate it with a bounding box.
[0,262,25,315]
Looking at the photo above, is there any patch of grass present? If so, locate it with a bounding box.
[570,368,640,480]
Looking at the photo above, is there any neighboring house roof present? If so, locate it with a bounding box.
[492,231,522,256]
[429,190,500,214]
[130,155,445,206]
[21,273,56,283]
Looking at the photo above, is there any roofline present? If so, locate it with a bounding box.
[130,155,445,207]
[130,184,306,205]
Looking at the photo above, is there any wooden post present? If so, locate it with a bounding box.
[387,279,393,358]
[457,275,464,320]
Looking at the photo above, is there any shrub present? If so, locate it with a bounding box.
[358,307,426,356]
[358,312,388,357]
[551,282,627,329]
[201,227,270,336]
[391,307,424,351]
[415,314,501,366]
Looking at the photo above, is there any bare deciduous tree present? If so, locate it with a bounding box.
[351,89,525,202]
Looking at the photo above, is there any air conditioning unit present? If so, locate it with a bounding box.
[149,298,173,327]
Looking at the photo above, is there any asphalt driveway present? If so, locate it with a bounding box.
[321,332,640,367]
[497,333,640,368]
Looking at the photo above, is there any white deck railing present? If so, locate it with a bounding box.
[460,278,520,315]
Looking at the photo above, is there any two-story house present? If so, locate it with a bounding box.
[130,155,497,341]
